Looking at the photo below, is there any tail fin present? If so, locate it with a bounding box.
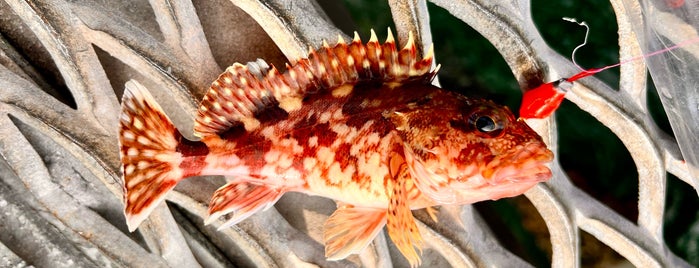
[119,80,184,232]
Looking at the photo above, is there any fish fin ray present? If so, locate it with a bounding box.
[425,206,439,223]
[194,60,282,137]
[323,206,386,260]
[206,180,285,229]
[387,153,423,267]
[194,30,436,138]
[119,80,184,232]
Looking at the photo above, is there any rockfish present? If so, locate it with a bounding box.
[118,29,553,266]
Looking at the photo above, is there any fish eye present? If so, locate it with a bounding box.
[468,112,505,137]
[475,116,497,132]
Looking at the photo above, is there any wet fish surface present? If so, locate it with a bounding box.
[118,29,553,266]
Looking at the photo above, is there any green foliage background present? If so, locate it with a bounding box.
[341,0,699,266]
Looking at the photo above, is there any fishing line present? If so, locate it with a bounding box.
[562,17,590,72]
[519,18,699,119]
[563,17,699,83]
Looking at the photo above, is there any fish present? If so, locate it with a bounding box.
[118,29,554,266]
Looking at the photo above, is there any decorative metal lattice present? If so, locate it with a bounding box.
[0,0,696,267]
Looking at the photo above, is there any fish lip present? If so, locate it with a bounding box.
[493,164,552,184]
[486,142,554,184]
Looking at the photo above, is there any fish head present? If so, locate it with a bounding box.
[389,92,554,204]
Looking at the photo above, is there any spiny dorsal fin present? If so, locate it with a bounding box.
[194,28,436,138]
[194,60,277,137]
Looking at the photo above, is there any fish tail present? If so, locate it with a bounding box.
[119,80,187,232]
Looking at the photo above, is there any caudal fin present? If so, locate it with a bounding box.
[119,80,184,232]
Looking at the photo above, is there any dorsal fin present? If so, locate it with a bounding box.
[194,29,436,138]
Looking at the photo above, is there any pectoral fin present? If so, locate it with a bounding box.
[323,206,387,260]
[387,153,423,267]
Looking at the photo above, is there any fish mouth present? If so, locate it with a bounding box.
[485,142,554,184]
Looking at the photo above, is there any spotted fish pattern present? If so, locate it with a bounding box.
[118,29,554,266]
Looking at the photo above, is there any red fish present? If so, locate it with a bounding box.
[119,29,553,266]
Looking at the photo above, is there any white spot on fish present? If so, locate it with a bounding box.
[137,161,149,169]
[278,154,294,169]
[141,149,155,158]
[317,147,335,165]
[279,97,302,112]
[366,132,380,145]
[319,111,332,123]
[279,138,304,154]
[122,131,135,141]
[332,84,353,98]
[318,64,326,76]
[137,136,151,146]
[241,117,261,131]
[331,123,350,136]
[308,136,318,147]
[124,164,135,176]
[303,157,317,170]
[133,117,144,130]
[327,162,355,185]
[264,150,281,163]
[260,126,275,140]
[332,108,344,120]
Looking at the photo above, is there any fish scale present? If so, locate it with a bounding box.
[119,28,553,267]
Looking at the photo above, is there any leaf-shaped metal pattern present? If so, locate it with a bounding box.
[0,0,695,267]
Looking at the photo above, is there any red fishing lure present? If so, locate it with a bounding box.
[519,18,699,119]
[519,69,596,119]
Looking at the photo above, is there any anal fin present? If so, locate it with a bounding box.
[205,180,285,229]
[323,206,387,260]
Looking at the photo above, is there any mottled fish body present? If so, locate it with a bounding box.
[119,29,553,266]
